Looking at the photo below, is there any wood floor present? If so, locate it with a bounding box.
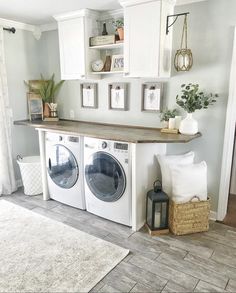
[223,194,236,228]
[2,189,236,293]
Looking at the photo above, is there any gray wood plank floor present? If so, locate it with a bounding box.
[2,189,236,293]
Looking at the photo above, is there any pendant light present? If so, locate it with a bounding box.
[174,14,193,72]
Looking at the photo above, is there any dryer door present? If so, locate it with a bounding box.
[47,144,79,189]
[85,151,126,202]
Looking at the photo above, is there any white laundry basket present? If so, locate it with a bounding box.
[17,155,43,196]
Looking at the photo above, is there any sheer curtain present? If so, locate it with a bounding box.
[0,27,16,195]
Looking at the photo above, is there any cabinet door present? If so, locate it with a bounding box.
[124,1,161,78]
[58,18,86,80]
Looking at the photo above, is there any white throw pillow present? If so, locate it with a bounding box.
[157,152,194,197]
[170,161,208,203]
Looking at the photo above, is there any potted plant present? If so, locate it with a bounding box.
[37,74,64,118]
[160,108,178,128]
[112,19,124,41]
[176,83,218,135]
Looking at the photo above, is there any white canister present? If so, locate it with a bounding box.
[168,118,175,129]
[175,116,182,130]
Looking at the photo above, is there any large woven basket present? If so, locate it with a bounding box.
[169,196,210,235]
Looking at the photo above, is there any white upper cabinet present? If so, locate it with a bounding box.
[120,0,175,78]
[54,10,100,80]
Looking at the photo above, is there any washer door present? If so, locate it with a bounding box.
[48,144,79,189]
[85,151,126,202]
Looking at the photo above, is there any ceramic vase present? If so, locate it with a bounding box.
[179,113,198,135]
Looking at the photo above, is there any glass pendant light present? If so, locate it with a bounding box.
[174,15,193,72]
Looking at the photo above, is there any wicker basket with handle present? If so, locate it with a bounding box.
[169,196,210,235]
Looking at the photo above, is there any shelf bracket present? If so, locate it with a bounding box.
[166,12,190,35]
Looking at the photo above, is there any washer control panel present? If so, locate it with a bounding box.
[114,142,128,151]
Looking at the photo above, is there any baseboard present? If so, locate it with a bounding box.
[16,179,23,188]
[209,210,217,221]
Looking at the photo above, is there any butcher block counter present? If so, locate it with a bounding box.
[14,119,201,143]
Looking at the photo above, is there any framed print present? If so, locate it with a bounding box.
[110,55,124,72]
[27,93,43,121]
[80,83,98,109]
[108,83,128,111]
[142,83,163,112]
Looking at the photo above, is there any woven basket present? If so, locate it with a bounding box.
[169,196,210,235]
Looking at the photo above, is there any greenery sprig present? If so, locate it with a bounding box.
[112,19,124,29]
[176,83,218,113]
[160,108,179,122]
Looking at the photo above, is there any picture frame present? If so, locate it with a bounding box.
[27,93,43,121]
[110,55,124,72]
[108,83,128,111]
[80,83,98,109]
[141,83,163,112]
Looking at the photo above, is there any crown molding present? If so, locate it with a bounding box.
[0,17,35,32]
[53,8,100,21]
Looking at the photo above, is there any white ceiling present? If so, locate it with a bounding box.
[0,0,121,25]
[0,0,207,26]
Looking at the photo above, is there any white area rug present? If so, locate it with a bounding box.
[0,200,129,292]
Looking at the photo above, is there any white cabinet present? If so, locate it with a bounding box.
[54,10,100,80]
[120,0,175,78]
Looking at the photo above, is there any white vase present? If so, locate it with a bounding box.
[179,113,198,135]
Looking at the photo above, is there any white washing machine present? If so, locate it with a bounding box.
[84,137,132,226]
[45,132,85,209]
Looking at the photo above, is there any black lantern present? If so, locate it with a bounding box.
[146,180,169,235]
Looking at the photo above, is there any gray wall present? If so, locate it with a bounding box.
[4,29,40,181]
[167,0,235,211]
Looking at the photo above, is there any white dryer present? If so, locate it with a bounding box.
[84,137,132,226]
[45,132,85,209]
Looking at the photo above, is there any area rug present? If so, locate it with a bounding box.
[0,200,129,292]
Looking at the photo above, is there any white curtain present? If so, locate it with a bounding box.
[0,27,16,195]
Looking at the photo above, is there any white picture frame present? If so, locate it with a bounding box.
[108,83,128,111]
[80,83,98,109]
[110,55,124,72]
[142,83,163,112]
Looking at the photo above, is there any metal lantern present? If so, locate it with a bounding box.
[146,180,169,235]
[174,14,193,72]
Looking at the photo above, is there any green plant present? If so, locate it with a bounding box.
[176,83,218,113]
[160,108,178,122]
[38,74,65,103]
[112,18,124,29]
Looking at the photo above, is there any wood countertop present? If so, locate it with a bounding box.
[14,119,201,143]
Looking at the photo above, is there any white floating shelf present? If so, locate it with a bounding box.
[90,71,124,75]
[89,43,124,50]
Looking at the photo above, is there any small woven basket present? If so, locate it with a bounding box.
[169,196,210,235]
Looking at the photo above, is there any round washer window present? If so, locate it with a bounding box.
[85,151,126,202]
[48,144,79,189]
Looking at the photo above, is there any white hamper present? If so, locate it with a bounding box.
[17,156,43,195]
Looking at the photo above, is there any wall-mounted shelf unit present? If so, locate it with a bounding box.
[54,0,175,80]
[90,71,124,75]
[89,43,124,50]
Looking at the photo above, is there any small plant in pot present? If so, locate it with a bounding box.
[37,74,65,118]
[160,108,178,128]
[112,18,124,41]
[176,83,218,135]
